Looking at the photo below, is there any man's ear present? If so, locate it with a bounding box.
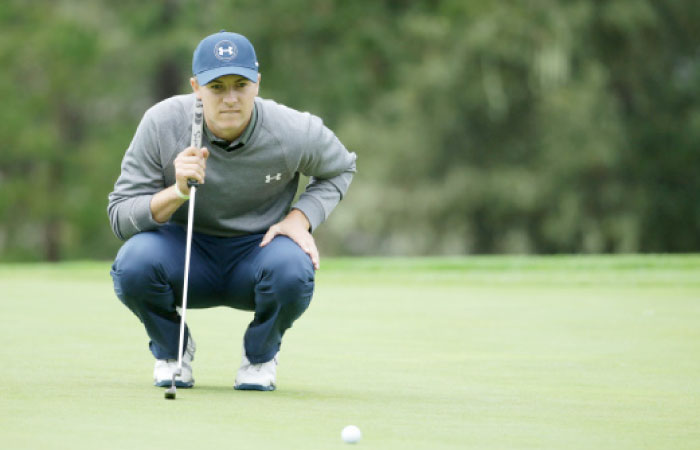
[190,77,201,98]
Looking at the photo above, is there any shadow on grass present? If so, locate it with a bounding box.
[190,384,362,402]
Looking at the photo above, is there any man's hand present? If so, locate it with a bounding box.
[150,146,209,224]
[260,209,319,270]
[174,146,209,194]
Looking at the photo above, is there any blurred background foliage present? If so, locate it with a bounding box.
[0,0,698,261]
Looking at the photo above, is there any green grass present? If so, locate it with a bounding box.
[1,255,699,449]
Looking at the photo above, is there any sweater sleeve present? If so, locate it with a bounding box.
[107,109,166,241]
[292,114,357,231]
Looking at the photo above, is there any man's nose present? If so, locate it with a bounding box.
[223,88,237,104]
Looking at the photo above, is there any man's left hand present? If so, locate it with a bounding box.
[260,209,320,270]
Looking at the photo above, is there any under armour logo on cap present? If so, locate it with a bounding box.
[214,40,238,61]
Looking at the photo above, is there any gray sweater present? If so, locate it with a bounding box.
[108,94,357,240]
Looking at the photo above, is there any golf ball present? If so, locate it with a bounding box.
[341,425,361,444]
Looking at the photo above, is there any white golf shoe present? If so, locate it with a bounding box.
[153,335,196,388]
[234,348,278,391]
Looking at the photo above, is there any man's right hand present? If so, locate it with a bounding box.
[150,146,210,223]
[174,146,210,195]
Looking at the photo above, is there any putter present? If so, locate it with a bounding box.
[165,98,203,400]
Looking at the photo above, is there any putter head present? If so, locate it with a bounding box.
[164,373,177,400]
[164,386,176,399]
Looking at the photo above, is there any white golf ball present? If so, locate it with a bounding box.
[341,425,361,444]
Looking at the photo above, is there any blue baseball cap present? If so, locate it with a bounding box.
[192,31,259,85]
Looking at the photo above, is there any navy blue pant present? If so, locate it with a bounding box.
[110,224,315,364]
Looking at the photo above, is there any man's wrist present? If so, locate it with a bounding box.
[289,208,311,231]
[174,183,190,200]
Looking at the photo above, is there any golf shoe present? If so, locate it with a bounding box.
[153,335,196,388]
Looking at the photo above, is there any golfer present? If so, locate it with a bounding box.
[108,31,356,391]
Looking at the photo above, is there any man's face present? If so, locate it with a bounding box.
[190,74,260,141]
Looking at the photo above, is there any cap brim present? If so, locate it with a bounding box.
[195,66,258,85]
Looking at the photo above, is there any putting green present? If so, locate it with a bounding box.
[1,256,698,449]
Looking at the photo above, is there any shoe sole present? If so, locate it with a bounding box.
[154,380,194,388]
[234,383,276,391]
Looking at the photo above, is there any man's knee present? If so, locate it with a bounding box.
[111,231,175,301]
[257,237,315,303]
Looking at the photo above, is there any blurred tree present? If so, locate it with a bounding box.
[323,0,700,255]
[0,2,101,260]
[0,0,697,260]
[587,0,700,252]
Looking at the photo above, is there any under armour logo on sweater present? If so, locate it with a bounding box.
[265,173,282,183]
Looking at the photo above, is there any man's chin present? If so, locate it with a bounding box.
[210,121,243,140]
